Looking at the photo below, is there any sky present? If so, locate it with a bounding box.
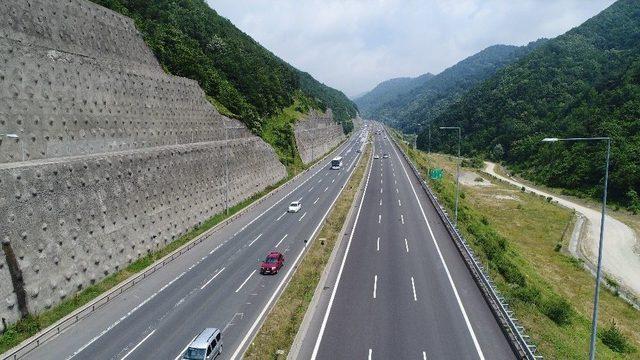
[207,0,616,98]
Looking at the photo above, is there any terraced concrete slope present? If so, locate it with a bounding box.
[0,0,287,326]
[294,109,346,164]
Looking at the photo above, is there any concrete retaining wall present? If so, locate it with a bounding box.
[294,109,345,164]
[0,248,17,330]
[0,0,286,324]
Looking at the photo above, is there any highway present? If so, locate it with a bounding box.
[298,124,516,359]
[17,128,368,360]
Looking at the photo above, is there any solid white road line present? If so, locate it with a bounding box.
[405,238,409,253]
[174,335,198,360]
[378,214,381,223]
[299,212,307,222]
[276,212,287,221]
[209,244,222,255]
[67,271,187,360]
[373,275,378,299]
[248,233,262,247]
[121,329,156,360]
[369,349,372,360]
[235,270,257,293]
[376,237,380,251]
[310,146,373,360]
[275,234,288,248]
[411,277,417,301]
[314,197,320,205]
[401,215,404,224]
[201,267,226,290]
[230,139,365,360]
[390,135,485,359]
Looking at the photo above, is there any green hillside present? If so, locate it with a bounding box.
[425,0,640,208]
[355,73,434,118]
[90,0,357,136]
[362,42,544,133]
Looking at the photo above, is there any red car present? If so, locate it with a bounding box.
[260,251,284,274]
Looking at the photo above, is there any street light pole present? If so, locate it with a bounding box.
[440,126,461,226]
[542,136,611,360]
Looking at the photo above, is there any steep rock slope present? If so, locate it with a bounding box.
[0,0,286,324]
[90,0,357,134]
[427,0,640,206]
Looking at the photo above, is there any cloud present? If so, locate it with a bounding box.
[207,0,616,97]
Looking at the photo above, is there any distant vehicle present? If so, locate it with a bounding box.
[183,328,222,360]
[356,149,361,153]
[331,156,343,170]
[374,155,380,159]
[260,251,285,274]
[288,201,302,213]
[383,154,389,159]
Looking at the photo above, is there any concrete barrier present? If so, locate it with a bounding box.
[294,109,345,164]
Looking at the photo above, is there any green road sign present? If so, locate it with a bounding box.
[429,168,443,180]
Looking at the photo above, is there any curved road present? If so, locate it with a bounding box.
[485,162,640,298]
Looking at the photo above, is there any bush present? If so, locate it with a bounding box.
[541,296,573,325]
[512,285,541,304]
[600,320,635,354]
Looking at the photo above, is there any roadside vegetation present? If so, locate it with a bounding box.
[244,140,371,359]
[261,93,317,176]
[392,131,639,359]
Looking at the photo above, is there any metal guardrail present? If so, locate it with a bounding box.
[388,130,542,360]
[2,137,353,360]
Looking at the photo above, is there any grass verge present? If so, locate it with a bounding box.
[391,130,639,359]
[243,140,371,359]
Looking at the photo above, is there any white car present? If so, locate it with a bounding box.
[374,155,380,159]
[288,201,302,213]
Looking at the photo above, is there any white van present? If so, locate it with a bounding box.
[182,328,222,360]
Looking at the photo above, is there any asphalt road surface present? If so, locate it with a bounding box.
[17,127,368,360]
[302,124,516,360]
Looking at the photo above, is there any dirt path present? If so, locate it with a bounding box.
[484,161,640,298]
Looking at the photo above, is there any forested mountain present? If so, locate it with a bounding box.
[424,0,640,208]
[90,0,357,134]
[355,73,434,117]
[365,42,545,133]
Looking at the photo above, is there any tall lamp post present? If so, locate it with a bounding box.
[440,126,461,226]
[542,136,610,360]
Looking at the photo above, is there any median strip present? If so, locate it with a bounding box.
[243,140,371,359]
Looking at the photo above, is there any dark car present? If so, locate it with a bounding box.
[260,251,284,274]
